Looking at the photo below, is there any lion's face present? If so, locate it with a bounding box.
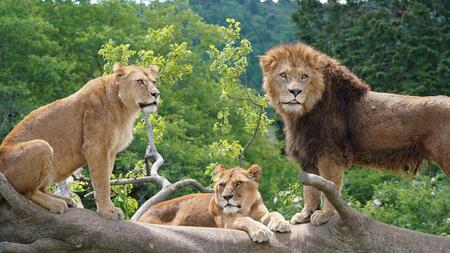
[213,164,262,215]
[115,64,160,113]
[260,44,325,116]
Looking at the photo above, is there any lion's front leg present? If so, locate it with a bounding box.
[231,217,273,243]
[309,156,345,226]
[290,185,321,224]
[85,148,124,220]
[262,211,291,233]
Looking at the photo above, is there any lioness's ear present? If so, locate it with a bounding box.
[148,64,159,76]
[259,55,274,73]
[113,64,126,77]
[247,164,262,182]
[215,164,225,177]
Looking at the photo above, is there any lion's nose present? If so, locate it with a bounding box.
[223,194,233,201]
[151,91,160,98]
[288,88,302,97]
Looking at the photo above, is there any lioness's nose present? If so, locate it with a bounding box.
[151,91,160,98]
[223,194,233,201]
[288,88,302,97]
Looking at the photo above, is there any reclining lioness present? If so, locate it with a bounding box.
[139,164,290,242]
[0,64,159,220]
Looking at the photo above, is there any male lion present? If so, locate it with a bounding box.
[138,164,291,243]
[259,43,450,226]
[0,64,160,220]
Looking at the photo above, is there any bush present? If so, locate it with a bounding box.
[357,171,450,236]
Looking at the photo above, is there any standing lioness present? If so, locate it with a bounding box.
[0,64,159,220]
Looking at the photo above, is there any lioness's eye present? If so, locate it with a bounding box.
[235,181,242,187]
[137,79,144,85]
[219,183,225,189]
[301,74,309,80]
[279,72,287,79]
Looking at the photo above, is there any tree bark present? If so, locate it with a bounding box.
[1,172,448,253]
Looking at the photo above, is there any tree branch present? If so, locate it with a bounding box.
[228,90,264,167]
[1,171,449,253]
[299,170,355,221]
[130,111,212,221]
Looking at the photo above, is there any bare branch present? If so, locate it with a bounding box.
[129,111,213,221]
[299,171,355,220]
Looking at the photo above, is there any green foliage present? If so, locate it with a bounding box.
[207,18,274,164]
[357,172,450,236]
[190,0,299,89]
[343,168,396,205]
[292,0,450,96]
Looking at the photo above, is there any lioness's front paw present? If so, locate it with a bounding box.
[268,217,291,233]
[310,210,334,226]
[98,207,125,220]
[48,199,69,214]
[248,225,273,243]
[290,208,314,224]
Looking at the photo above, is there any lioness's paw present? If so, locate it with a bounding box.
[98,207,125,220]
[48,199,69,214]
[310,210,334,226]
[248,225,273,243]
[290,208,314,224]
[57,196,76,207]
[268,218,291,233]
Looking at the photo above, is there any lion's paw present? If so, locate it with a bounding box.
[98,207,125,220]
[248,225,273,243]
[290,208,314,224]
[268,217,291,233]
[48,199,69,214]
[310,210,334,226]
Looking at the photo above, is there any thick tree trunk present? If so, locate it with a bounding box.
[1,172,448,253]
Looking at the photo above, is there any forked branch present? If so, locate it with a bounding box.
[130,111,212,221]
[299,170,355,221]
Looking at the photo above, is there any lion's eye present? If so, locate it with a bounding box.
[137,79,145,86]
[219,183,225,189]
[301,74,309,81]
[235,181,242,187]
[279,72,287,79]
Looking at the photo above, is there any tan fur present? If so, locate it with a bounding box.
[260,43,450,226]
[139,165,290,243]
[0,64,160,220]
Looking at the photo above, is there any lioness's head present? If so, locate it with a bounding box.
[114,64,160,113]
[259,43,326,116]
[214,164,262,215]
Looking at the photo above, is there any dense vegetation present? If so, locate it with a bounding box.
[0,0,448,236]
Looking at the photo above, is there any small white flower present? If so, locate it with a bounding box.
[273,196,278,204]
[373,199,381,206]
[431,191,436,196]
[293,196,302,203]
[446,218,450,223]
[431,178,436,183]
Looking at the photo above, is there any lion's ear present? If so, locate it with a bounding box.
[113,64,126,77]
[148,64,159,76]
[259,55,275,73]
[215,164,225,177]
[247,164,262,182]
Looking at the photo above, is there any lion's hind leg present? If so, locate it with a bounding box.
[1,140,68,213]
